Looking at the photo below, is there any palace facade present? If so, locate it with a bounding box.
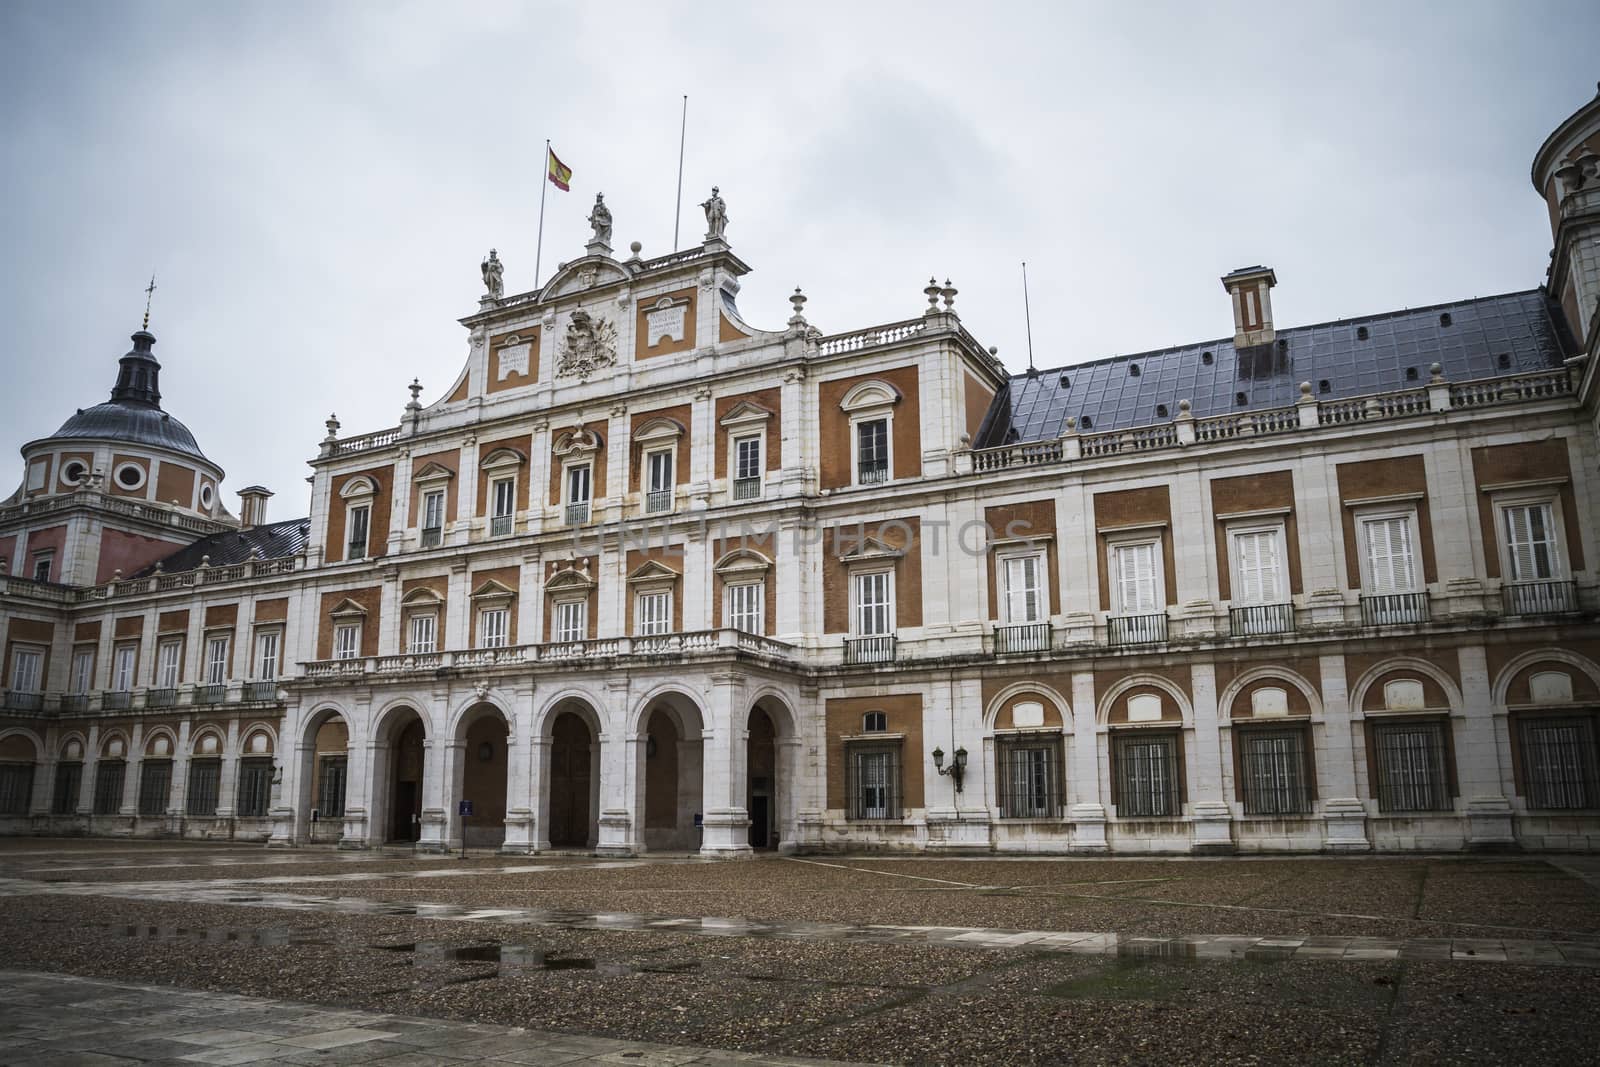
[4,89,1600,856]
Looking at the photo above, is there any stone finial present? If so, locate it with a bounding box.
[199,554,210,568]
[407,378,423,408]
[1299,380,1314,399]
[924,277,941,311]
[788,286,808,326]
[324,413,340,440]
[1429,362,1445,384]
[628,240,643,262]
[941,279,957,310]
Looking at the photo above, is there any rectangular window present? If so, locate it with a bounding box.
[852,571,892,636]
[236,758,274,818]
[186,760,221,816]
[478,607,509,648]
[31,552,53,583]
[646,450,674,513]
[733,434,763,500]
[846,743,902,819]
[1372,719,1453,812]
[138,761,171,816]
[318,756,348,819]
[113,644,137,691]
[1362,515,1417,594]
[636,591,671,636]
[1231,528,1284,605]
[728,582,764,634]
[554,600,587,643]
[1503,502,1559,581]
[1002,554,1045,624]
[155,639,182,689]
[1114,541,1161,615]
[9,648,42,694]
[1114,732,1181,817]
[421,489,445,546]
[491,477,515,536]
[205,635,229,685]
[565,465,592,524]
[346,504,370,559]
[93,761,125,815]
[70,648,95,694]
[1519,715,1599,810]
[856,419,889,484]
[255,630,280,680]
[1240,729,1312,814]
[996,734,1063,819]
[0,763,34,815]
[408,614,437,654]
[333,623,361,660]
[52,763,82,814]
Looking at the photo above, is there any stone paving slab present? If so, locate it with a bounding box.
[0,970,860,1066]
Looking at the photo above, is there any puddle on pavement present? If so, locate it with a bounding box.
[102,923,327,947]
[373,940,700,977]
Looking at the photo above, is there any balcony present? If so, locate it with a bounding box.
[1108,613,1168,646]
[844,635,897,665]
[420,526,443,548]
[993,622,1051,654]
[857,463,889,486]
[645,489,673,515]
[1229,603,1295,637]
[732,477,762,501]
[565,501,591,526]
[59,694,89,712]
[146,688,179,708]
[3,690,42,712]
[1361,592,1431,627]
[243,681,279,702]
[490,513,514,537]
[1503,580,1579,617]
[103,691,131,710]
[196,684,227,705]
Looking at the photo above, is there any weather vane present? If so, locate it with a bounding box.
[142,273,157,330]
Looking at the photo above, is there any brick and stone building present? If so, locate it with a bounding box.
[3,88,1600,855]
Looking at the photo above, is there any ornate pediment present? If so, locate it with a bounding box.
[470,578,517,602]
[627,559,682,584]
[328,597,370,618]
[545,558,597,594]
[836,534,904,564]
[541,258,630,300]
[400,586,444,607]
[718,400,774,429]
[412,462,455,484]
[553,427,603,457]
[713,548,773,579]
[557,308,619,380]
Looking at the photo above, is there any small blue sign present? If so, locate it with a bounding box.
[693,812,703,828]
[458,800,474,817]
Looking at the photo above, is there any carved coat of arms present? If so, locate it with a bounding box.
[556,308,618,380]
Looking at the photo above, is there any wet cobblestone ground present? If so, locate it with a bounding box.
[4,840,1600,1064]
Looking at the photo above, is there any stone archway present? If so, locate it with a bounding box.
[746,708,777,849]
[638,692,704,853]
[548,711,597,848]
[300,710,349,844]
[455,704,510,849]
[373,708,426,844]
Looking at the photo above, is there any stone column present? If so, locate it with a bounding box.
[339,700,372,848]
[442,739,467,850]
[530,725,553,853]
[120,722,144,818]
[168,720,192,822]
[455,437,480,545]
[1317,653,1370,851]
[267,702,305,847]
[216,719,241,820]
[1457,644,1515,847]
[778,365,810,497]
[502,683,536,853]
[1068,671,1106,851]
[700,670,752,858]
[775,514,810,641]
[417,736,449,853]
[596,679,638,856]
[925,675,989,852]
[1188,663,1233,853]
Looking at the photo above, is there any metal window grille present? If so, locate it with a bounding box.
[844,635,897,664]
[994,622,1051,653]
[1360,592,1430,626]
[244,681,278,702]
[5,691,43,711]
[93,761,125,815]
[645,488,673,514]
[1229,603,1295,636]
[421,524,443,547]
[1373,720,1452,812]
[59,695,88,712]
[1114,732,1180,817]
[565,501,591,526]
[104,692,131,710]
[846,743,902,819]
[490,513,514,536]
[146,688,178,708]
[318,756,348,819]
[0,763,34,815]
[52,763,81,814]
[196,684,225,705]
[1241,729,1313,814]
[138,761,171,817]
[1108,613,1168,646]
[996,734,1063,818]
[732,476,762,500]
[186,760,221,816]
[1520,716,1599,810]
[236,759,273,817]
[1503,580,1578,616]
[857,420,889,483]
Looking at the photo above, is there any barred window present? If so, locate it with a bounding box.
[52,763,81,814]
[186,759,221,816]
[845,742,902,820]
[1113,731,1181,817]
[995,733,1063,818]
[93,761,125,815]
[1372,719,1453,812]
[1240,728,1313,815]
[139,761,172,816]
[318,756,348,819]
[236,758,274,818]
[0,763,34,815]
[1519,715,1599,810]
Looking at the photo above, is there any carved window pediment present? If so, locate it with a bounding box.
[634,417,686,445]
[554,429,603,457]
[328,597,370,619]
[545,563,597,595]
[470,578,516,603]
[714,548,773,580]
[412,462,455,485]
[718,401,774,429]
[627,559,682,585]
[839,379,902,413]
[338,477,378,500]
[836,534,904,564]
[400,586,444,607]
[481,448,527,471]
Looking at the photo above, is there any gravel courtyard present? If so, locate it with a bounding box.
[3,839,1599,1064]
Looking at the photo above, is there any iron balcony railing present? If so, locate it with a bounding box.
[1108,613,1168,646]
[845,635,898,665]
[857,462,889,485]
[146,688,178,708]
[732,476,762,501]
[196,684,226,705]
[59,694,89,712]
[1503,580,1579,617]
[1229,603,1295,637]
[244,681,279,702]
[1361,592,1431,626]
[994,622,1052,654]
[490,514,514,537]
[103,691,131,710]
[3,690,42,712]
[645,489,673,514]
[565,501,591,526]
[420,526,443,548]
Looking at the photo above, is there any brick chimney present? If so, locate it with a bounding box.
[238,485,273,528]
[1221,266,1277,348]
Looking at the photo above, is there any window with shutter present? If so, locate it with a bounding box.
[205,636,229,685]
[156,640,181,688]
[1362,516,1416,594]
[1232,529,1283,605]
[853,571,893,636]
[1002,554,1044,624]
[1503,503,1558,581]
[1115,542,1160,614]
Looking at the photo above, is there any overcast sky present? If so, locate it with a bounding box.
[2,2,1596,521]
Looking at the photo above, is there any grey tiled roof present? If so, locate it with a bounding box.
[133,517,309,576]
[48,402,208,460]
[975,290,1572,447]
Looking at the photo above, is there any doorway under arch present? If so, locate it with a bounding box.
[376,709,426,843]
[747,707,777,849]
[456,705,509,849]
[639,693,704,853]
[300,709,349,844]
[548,711,597,848]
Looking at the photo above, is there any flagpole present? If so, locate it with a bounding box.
[672,95,687,250]
[535,139,550,289]
[1022,261,1036,372]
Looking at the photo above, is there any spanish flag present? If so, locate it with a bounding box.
[547,147,572,191]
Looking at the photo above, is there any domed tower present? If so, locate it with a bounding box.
[1532,83,1600,347]
[1,326,233,587]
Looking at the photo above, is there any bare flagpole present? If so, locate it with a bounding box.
[672,95,687,250]
[1022,261,1036,371]
[535,139,551,288]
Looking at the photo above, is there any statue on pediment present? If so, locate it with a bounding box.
[588,193,613,245]
[557,307,618,380]
[701,186,728,240]
[480,249,504,300]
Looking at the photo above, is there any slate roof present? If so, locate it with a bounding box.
[48,402,208,460]
[133,517,310,577]
[975,290,1573,447]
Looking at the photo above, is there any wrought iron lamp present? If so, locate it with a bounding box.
[931,745,968,793]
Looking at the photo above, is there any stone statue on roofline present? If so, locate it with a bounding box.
[701,186,728,240]
[480,249,504,300]
[588,193,613,245]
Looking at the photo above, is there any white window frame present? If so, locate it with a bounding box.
[553,599,588,644]
[997,549,1048,625]
[204,634,230,686]
[643,447,675,514]
[1227,521,1288,607]
[850,568,895,637]
[333,622,362,660]
[30,551,53,583]
[489,475,517,536]
[254,629,281,680]
[345,502,371,560]
[70,647,95,694]
[564,461,593,522]
[1108,535,1165,616]
[635,589,672,636]
[407,613,437,654]
[850,415,892,487]
[113,643,137,691]
[155,637,182,689]
[732,433,763,497]
[1355,507,1422,595]
[726,581,765,635]
[477,606,509,648]
[1496,496,1565,583]
[9,646,43,694]
[421,488,446,545]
